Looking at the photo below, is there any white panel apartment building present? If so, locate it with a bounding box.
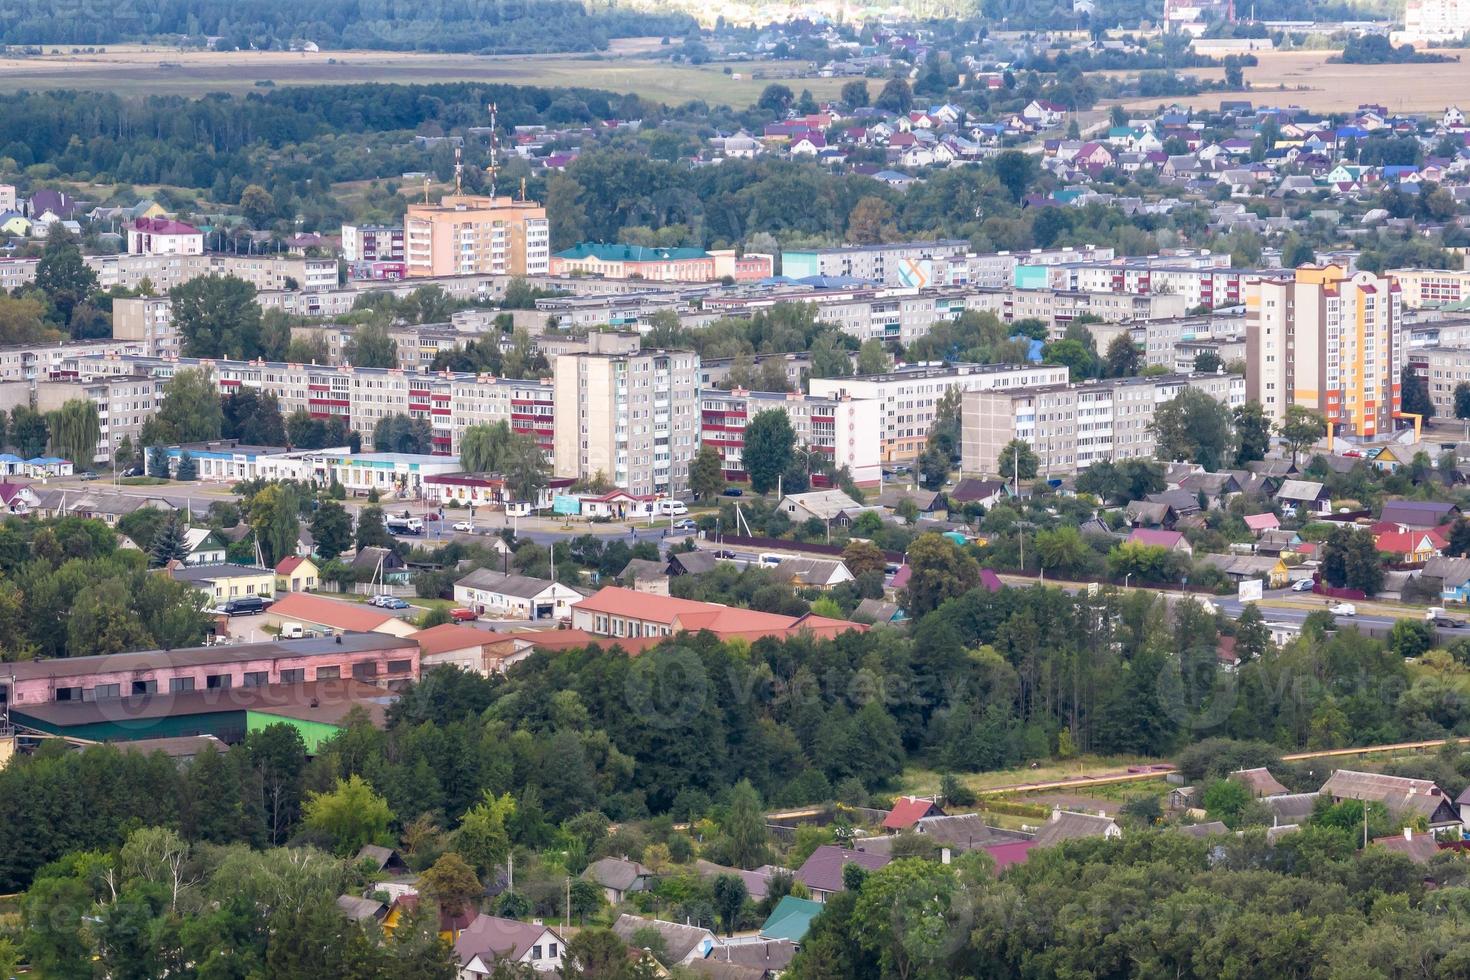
[552,349,700,497]
[34,373,161,465]
[961,372,1246,477]
[699,389,883,484]
[85,253,339,293]
[810,363,1070,463]
[112,297,178,357]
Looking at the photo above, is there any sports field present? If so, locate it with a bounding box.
[0,42,843,106]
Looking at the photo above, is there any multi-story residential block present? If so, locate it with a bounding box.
[403,195,549,278]
[340,224,404,263]
[780,240,970,285]
[550,243,774,282]
[112,296,178,357]
[961,372,1245,477]
[127,217,204,256]
[1246,265,1403,438]
[1132,311,1248,368]
[0,338,144,382]
[929,245,1118,288]
[34,373,161,465]
[86,253,338,293]
[1388,268,1470,309]
[1020,259,1260,311]
[1409,346,1470,418]
[699,388,882,484]
[989,286,1190,334]
[810,363,1070,463]
[449,375,555,459]
[552,349,700,497]
[700,352,813,390]
[0,258,38,290]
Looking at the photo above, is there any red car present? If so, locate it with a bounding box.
[450,608,478,622]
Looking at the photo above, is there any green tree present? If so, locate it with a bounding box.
[928,386,963,460]
[143,368,224,445]
[1278,405,1327,464]
[9,405,48,457]
[170,275,263,359]
[355,505,393,551]
[458,421,515,473]
[993,149,1037,202]
[48,398,99,469]
[851,859,965,980]
[996,439,1039,482]
[373,413,432,454]
[418,852,483,918]
[1401,364,1434,420]
[743,409,795,495]
[721,780,769,870]
[344,322,398,368]
[856,338,892,375]
[174,450,197,480]
[1150,387,1235,471]
[840,79,869,108]
[1321,526,1384,595]
[150,513,191,566]
[1193,350,1224,373]
[1104,333,1142,377]
[1033,525,1092,574]
[874,77,913,113]
[147,444,170,478]
[222,387,287,446]
[304,774,393,854]
[689,444,726,501]
[309,499,353,560]
[1233,400,1272,466]
[1043,338,1095,380]
[1455,382,1470,420]
[248,484,300,567]
[455,791,516,876]
[712,874,749,936]
[1202,778,1252,826]
[903,532,980,617]
[35,224,98,325]
[239,183,276,227]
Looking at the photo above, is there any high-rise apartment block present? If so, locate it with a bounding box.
[403,195,549,278]
[1246,265,1402,438]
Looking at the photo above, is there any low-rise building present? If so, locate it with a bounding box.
[570,586,865,643]
[265,593,419,638]
[170,563,275,604]
[452,569,583,621]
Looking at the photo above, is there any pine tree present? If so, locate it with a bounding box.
[175,451,197,481]
[147,445,170,479]
[150,515,190,567]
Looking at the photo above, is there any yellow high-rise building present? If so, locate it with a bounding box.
[403,195,549,278]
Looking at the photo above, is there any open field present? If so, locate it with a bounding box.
[1117,48,1470,115]
[0,44,843,106]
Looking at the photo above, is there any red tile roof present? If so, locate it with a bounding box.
[981,840,1038,872]
[275,556,307,574]
[883,796,942,830]
[512,627,666,656]
[267,592,396,632]
[413,622,506,658]
[574,587,866,643]
[1127,528,1185,549]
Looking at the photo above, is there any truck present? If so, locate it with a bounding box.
[384,515,424,535]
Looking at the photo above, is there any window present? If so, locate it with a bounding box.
[316,666,341,680]
[88,683,121,701]
[243,671,269,688]
[131,680,157,696]
[548,943,557,959]
[206,674,231,690]
[352,662,379,680]
[387,660,412,675]
[55,686,82,702]
[532,946,543,960]
[170,677,195,693]
[280,668,305,684]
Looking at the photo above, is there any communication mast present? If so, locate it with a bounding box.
[487,102,499,198]
[454,144,463,194]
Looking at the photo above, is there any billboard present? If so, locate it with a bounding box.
[1237,580,1263,602]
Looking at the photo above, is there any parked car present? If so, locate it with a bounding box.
[221,596,267,617]
[1290,578,1315,592]
[381,597,409,610]
[721,488,744,497]
[758,553,785,567]
[452,521,474,532]
[672,519,698,531]
[368,594,399,607]
[450,608,478,622]
[1329,602,1357,617]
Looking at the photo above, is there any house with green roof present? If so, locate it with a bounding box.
[759,895,823,943]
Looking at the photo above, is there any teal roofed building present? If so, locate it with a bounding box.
[759,895,823,943]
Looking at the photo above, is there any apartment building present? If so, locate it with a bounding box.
[85,253,339,293]
[1388,268,1470,309]
[449,375,555,459]
[699,389,882,484]
[810,363,1070,463]
[403,195,549,278]
[0,258,38,291]
[1246,265,1402,437]
[1132,311,1249,368]
[549,243,773,282]
[990,286,1190,333]
[780,240,970,285]
[0,338,144,382]
[112,296,178,357]
[961,372,1245,477]
[34,373,161,465]
[1021,260,1261,311]
[929,245,1118,288]
[552,349,700,497]
[1409,346,1470,417]
[700,352,813,390]
[341,224,404,263]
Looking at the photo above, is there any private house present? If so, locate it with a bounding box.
[0,481,39,514]
[772,557,855,590]
[350,546,410,585]
[1031,808,1121,847]
[1126,527,1193,555]
[1243,512,1280,535]
[948,478,1008,508]
[583,858,653,905]
[910,813,1032,861]
[1196,553,1290,588]
[1380,500,1461,529]
[695,860,782,902]
[275,555,319,593]
[1229,767,1289,797]
[1275,480,1331,516]
[265,592,419,638]
[883,796,945,831]
[1320,769,1461,829]
[760,895,823,944]
[616,558,669,595]
[610,915,715,968]
[169,563,276,605]
[182,528,228,565]
[1373,528,1446,563]
[1371,828,1441,864]
[452,569,583,621]
[777,489,864,523]
[1422,556,1470,603]
[413,623,533,675]
[337,895,389,924]
[794,845,891,902]
[854,597,903,624]
[454,914,565,976]
[570,587,866,644]
[1254,529,1304,557]
[667,550,720,577]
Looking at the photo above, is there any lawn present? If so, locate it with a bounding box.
[116,476,171,486]
[901,754,1168,797]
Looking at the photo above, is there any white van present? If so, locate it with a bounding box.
[758,553,785,567]
[657,499,689,517]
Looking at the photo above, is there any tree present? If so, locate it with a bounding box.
[874,78,913,113]
[840,79,869,108]
[373,413,432,454]
[419,853,482,918]
[34,224,97,325]
[248,484,300,567]
[459,421,515,474]
[1150,387,1235,471]
[841,539,887,577]
[846,196,897,245]
[744,409,795,495]
[1278,405,1327,464]
[856,338,892,376]
[1233,400,1272,466]
[903,532,980,617]
[1193,350,1223,373]
[1104,333,1142,378]
[356,505,393,551]
[1401,365,1433,420]
[310,499,353,560]
[722,780,769,869]
[147,444,170,479]
[1043,338,1095,381]
[144,368,224,444]
[1455,382,1470,421]
[149,513,190,566]
[244,722,308,845]
[170,275,263,359]
[1033,525,1092,574]
[712,874,748,936]
[222,387,287,446]
[48,398,99,469]
[564,929,642,979]
[1321,526,1384,596]
[1202,779,1252,825]
[689,444,725,501]
[303,775,393,854]
[9,405,48,458]
[996,439,1039,482]
[993,150,1036,202]
[239,183,276,227]
[928,386,963,460]
[344,323,398,368]
[175,449,197,481]
[455,791,515,876]
[758,83,793,115]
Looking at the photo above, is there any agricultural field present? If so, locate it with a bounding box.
[0,43,844,106]
[1119,47,1470,114]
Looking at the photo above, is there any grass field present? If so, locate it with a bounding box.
[0,44,843,107]
[1117,48,1470,115]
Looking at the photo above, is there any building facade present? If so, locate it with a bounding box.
[699,388,882,484]
[35,373,162,466]
[403,195,549,278]
[112,296,178,357]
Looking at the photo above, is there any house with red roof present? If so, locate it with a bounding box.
[569,587,866,644]
[0,481,38,514]
[1373,528,1446,563]
[274,555,319,593]
[1243,512,1280,535]
[981,840,1038,872]
[127,216,203,256]
[883,796,945,831]
[1126,527,1193,555]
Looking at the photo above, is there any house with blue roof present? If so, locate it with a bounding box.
[26,457,72,477]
